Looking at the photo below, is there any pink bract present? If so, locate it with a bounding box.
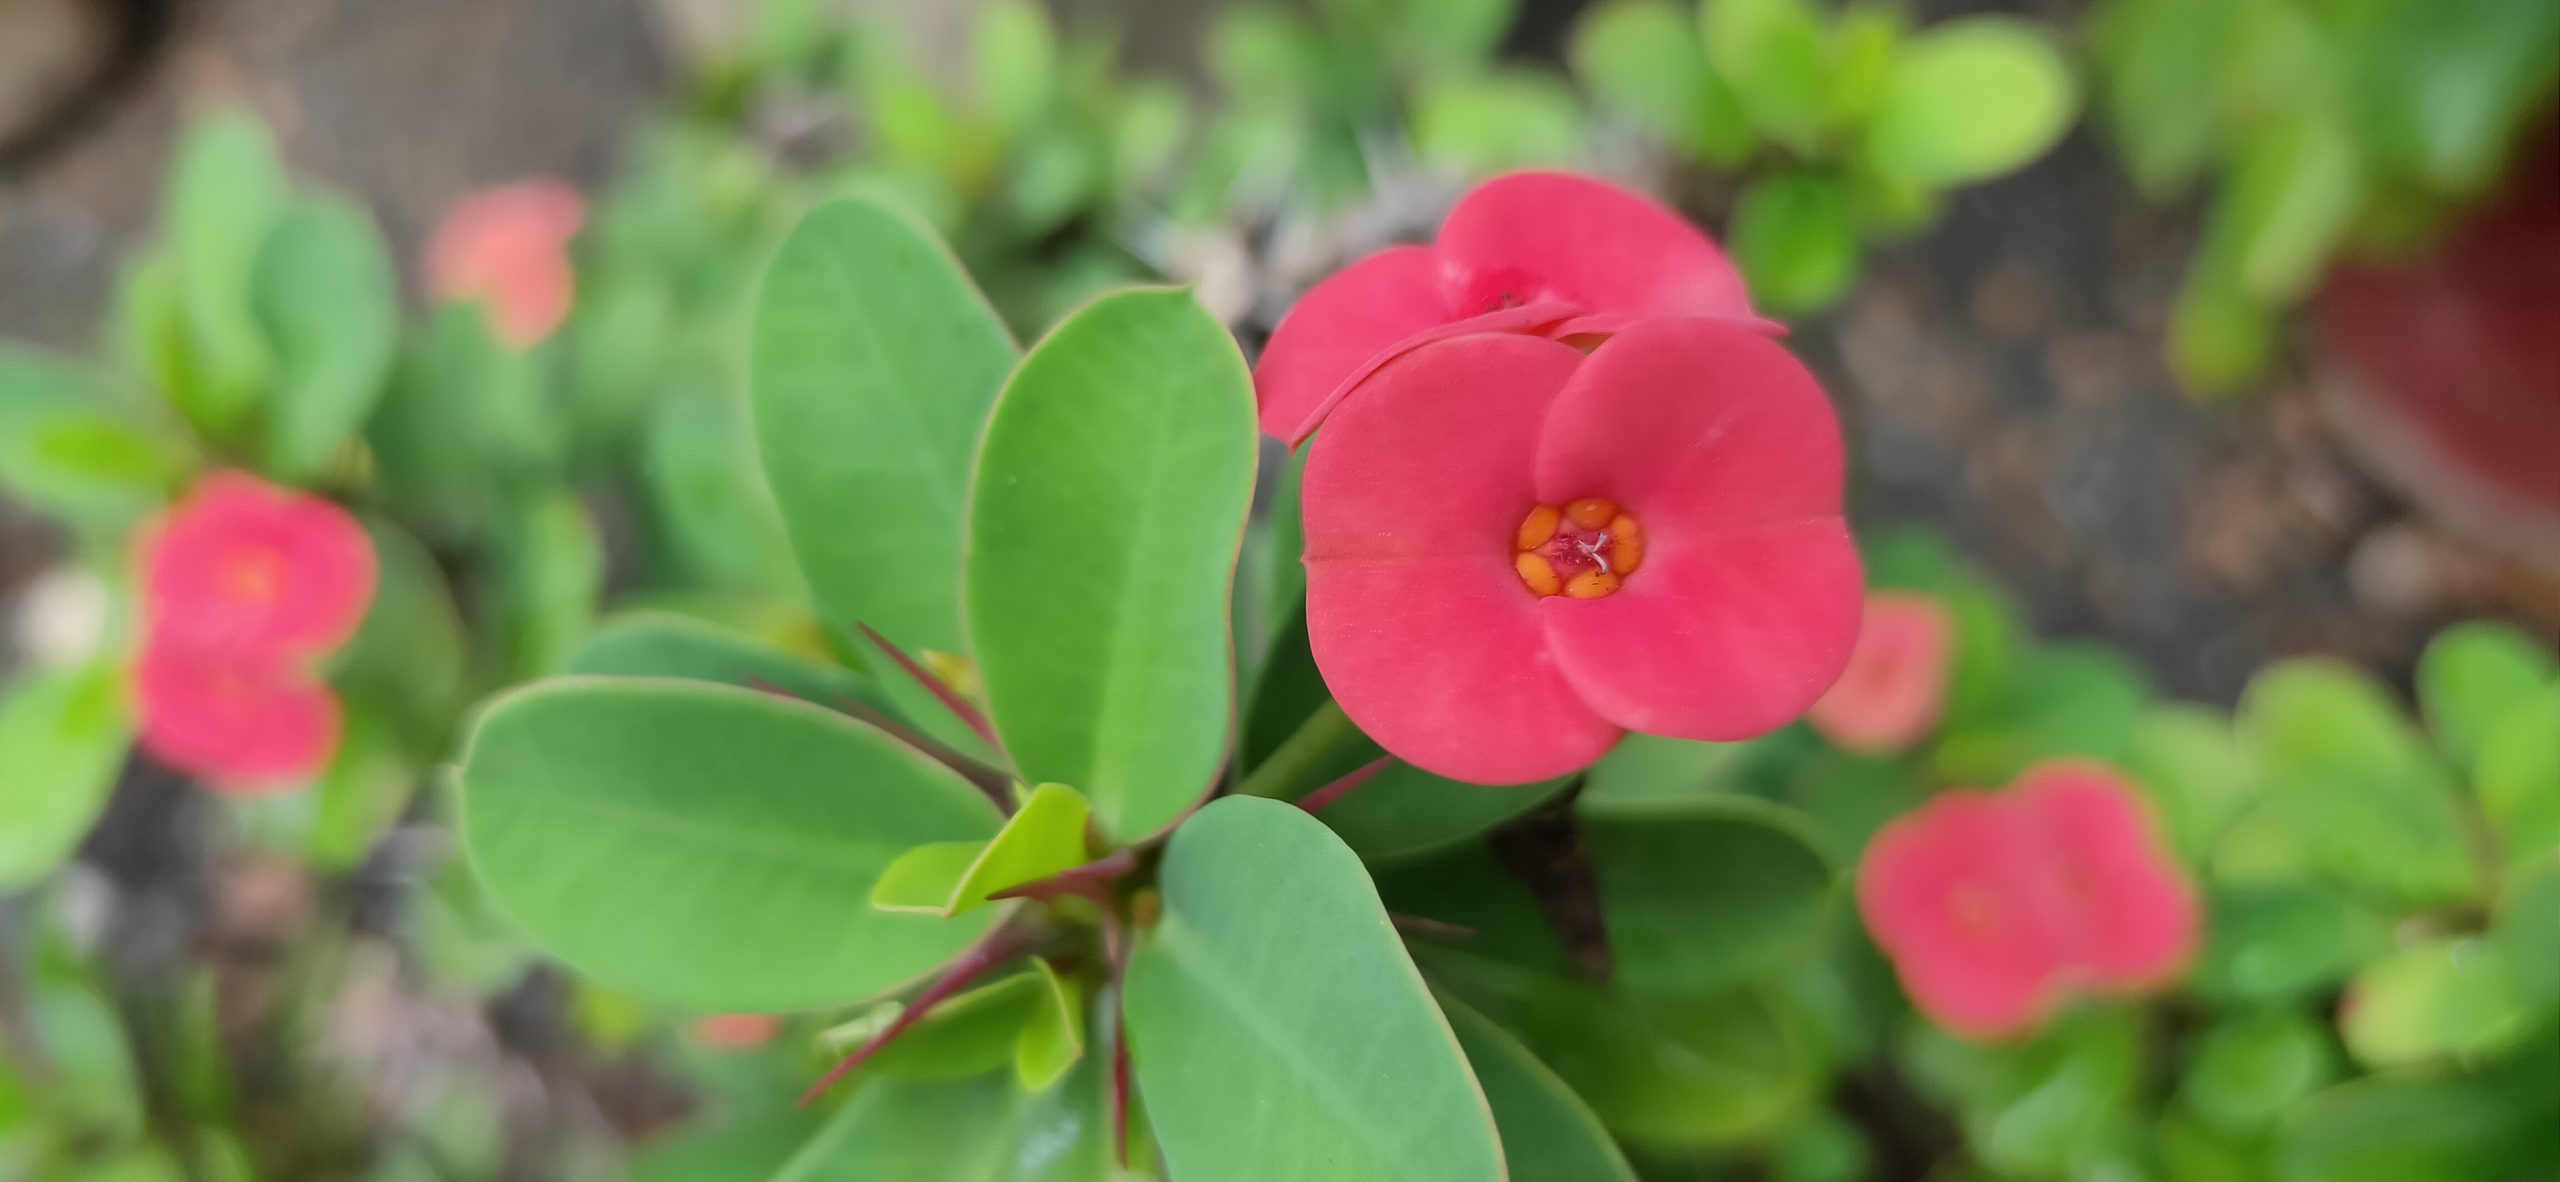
[1856,761,2202,1041]
[143,472,378,660]
[1300,319,1861,785]
[425,178,586,349]
[1809,591,1956,754]
[135,638,344,793]
[1254,171,1770,443]
[1857,789,2071,1040]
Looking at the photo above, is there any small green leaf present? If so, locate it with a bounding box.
[1412,71,1589,173]
[167,110,290,435]
[1439,993,1640,1182]
[1861,17,2077,186]
[2167,250,2278,394]
[834,973,1049,1080]
[2178,1009,2334,1133]
[2223,118,2363,302]
[0,661,131,889]
[0,349,188,527]
[1703,0,1830,151]
[2477,685,2560,861]
[1320,763,1571,864]
[2415,621,2556,773]
[1014,958,1086,1091]
[972,0,1058,136]
[772,1059,1111,1182]
[1730,171,1862,314]
[870,842,988,913]
[2126,704,2257,862]
[966,289,1257,842]
[2196,884,2392,1002]
[567,613,885,715]
[253,196,397,481]
[2238,660,2477,906]
[2340,936,2533,1068]
[485,491,605,681]
[1571,0,1749,164]
[1581,797,1834,994]
[1125,797,1504,1182]
[2492,857,2560,1012]
[2275,1076,2535,1182]
[1902,1014,2142,1180]
[750,198,1015,732]
[458,680,1004,1012]
[307,706,415,873]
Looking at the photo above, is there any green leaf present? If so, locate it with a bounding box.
[2167,249,2278,394]
[1902,1014,2142,1180]
[750,197,1014,690]
[2275,1076,2535,1182]
[2178,1009,2334,1133]
[0,661,131,889]
[1439,993,1637,1182]
[870,842,987,913]
[1434,953,1816,1148]
[485,491,605,681]
[2126,704,2257,862]
[458,679,1004,1012]
[166,110,290,435]
[1571,1,1748,164]
[2225,118,2363,302]
[1014,958,1086,1091]
[1124,797,1503,1182]
[641,389,801,597]
[872,784,1092,917]
[0,349,188,526]
[1731,171,1862,314]
[2238,660,2478,906]
[1412,70,1589,173]
[2416,621,2556,773]
[1703,0,1830,152]
[1320,764,1570,864]
[2196,884,2392,1002]
[2477,685,2560,861]
[772,1061,1111,1182]
[252,196,397,481]
[2089,0,2234,197]
[1580,797,1835,995]
[1861,17,2077,186]
[2340,936,2534,1068]
[307,706,415,873]
[972,0,1058,137]
[834,972,1050,1080]
[1933,643,2149,786]
[966,289,1256,842]
[2493,857,2560,1013]
[566,613,885,714]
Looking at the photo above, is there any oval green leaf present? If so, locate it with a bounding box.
[965,289,1257,841]
[567,613,884,714]
[750,198,1015,663]
[1580,796,1836,995]
[458,678,1004,1012]
[1861,17,2077,186]
[1439,993,1639,1182]
[0,660,131,889]
[253,196,397,482]
[1124,796,1503,1182]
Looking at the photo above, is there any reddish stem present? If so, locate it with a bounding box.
[798,930,1027,1106]
[856,622,1002,750]
[1103,907,1135,1168]
[986,849,1141,905]
[1388,912,1478,942]
[742,677,1012,813]
[1295,755,1392,814]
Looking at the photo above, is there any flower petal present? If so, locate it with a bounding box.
[2011,761,2202,993]
[1809,592,1956,754]
[1857,790,2070,1040]
[145,472,379,658]
[1537,318,1847,534]
[1302,333,1617,783]
[1541,518,1861,740]
[1253,246,1450,441]
[1436,172,1758,326]
[136,640,343,792]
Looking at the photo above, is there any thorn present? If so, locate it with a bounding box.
[856,623,1002,751]
[1295,756,1392,814]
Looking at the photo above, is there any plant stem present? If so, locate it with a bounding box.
[1231,700,1358,801]
[797,927,1029,1106]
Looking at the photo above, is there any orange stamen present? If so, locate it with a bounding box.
[1514,553,1562,597]
[1511,499,1643,599]
[1564,497,1618,530]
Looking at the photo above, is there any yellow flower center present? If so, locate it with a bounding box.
[1512,497,1645,600]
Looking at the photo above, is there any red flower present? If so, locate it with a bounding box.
[1809,591,1955,754]
[1300,319,1861,784]
[1254,171,1770,443]
[142,473,377,659]
[1857,761,2201,1040]
[134,639,343,793]
[425,178,586,349]
[135,473,375,792]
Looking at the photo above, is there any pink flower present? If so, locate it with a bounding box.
[692,1014,783,1050]
[1857,761,2201,1040]
[1299,319,1861,784]
[142,472,377,660]
[1808,591,1955,754]
[134,473,375,793]
[1255,171,1770,443]
[135,640,343,793]
[425,178,586,349]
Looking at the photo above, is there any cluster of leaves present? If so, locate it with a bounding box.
[2090,0,2560,391]
[1572,0,2078,313]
